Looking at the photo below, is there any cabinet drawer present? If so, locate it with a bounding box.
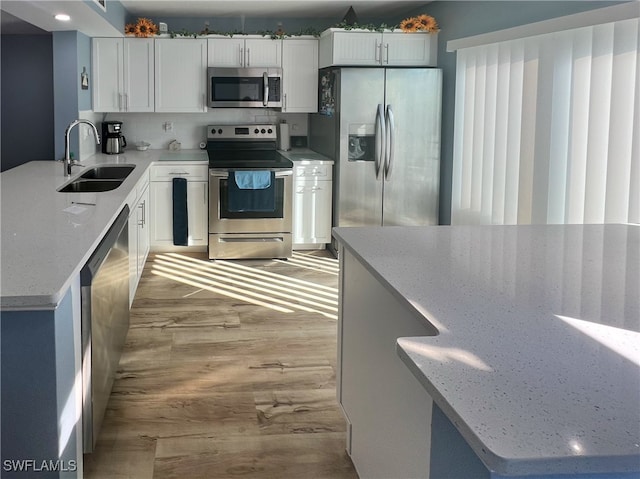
[294,164,331,179]
[136,169,150,197]
[151,164,208,181]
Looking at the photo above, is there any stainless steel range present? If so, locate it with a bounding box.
[207,124,293,259]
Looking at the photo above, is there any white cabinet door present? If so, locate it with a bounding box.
[92,38,123,112]
[187,181,208,244]
[155,39,207,112]
[319,30,438,68]
[292,163,332,247]
[127,193,139,305]
[128,182,150,307]
[293,180,332,245]
[123,38,154,112]
[244,38,281,67]
[93,38,154,112]
[208,38,281,67]
[383,32,437,66]
[282,38,318,113]
[319,31,381,68]
[150,165,208,249]
[207,38,244,67]
[137,183,150,274]
[150,181,173,244]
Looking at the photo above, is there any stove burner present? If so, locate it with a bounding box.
[206,123,293,169]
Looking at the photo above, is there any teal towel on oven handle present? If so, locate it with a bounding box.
[234,171,272,189]
[172,177,188,246]
[228,171,276,212]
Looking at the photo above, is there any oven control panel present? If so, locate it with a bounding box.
[207,124,276,141]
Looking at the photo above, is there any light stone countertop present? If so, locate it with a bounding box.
[333,224,640,477]
[278,148,334,165]
[0,149,207,310]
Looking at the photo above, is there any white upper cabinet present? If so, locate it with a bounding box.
[281,38,319,113]
[208,37,281,68]
[92,37,154,112]
[155,38,208,112]
[318,29,437,68]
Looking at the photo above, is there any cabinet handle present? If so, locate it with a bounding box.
[138,200,146,227]
[375,39,381,63]
[125,93,130,112]
[118,93,122,111]
[170,172,190,175]
[203,183,207,204]
[385,43,390,64]
[284,93,287,112]
[240,45,244,66]
[310,186,322,191]
[246,47,250,66]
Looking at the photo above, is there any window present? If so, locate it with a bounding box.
[450,9,639,225]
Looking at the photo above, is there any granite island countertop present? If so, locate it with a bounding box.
[0,150,207,310]
[333,224,640,477]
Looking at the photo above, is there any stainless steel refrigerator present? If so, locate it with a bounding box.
[310,67,442,233]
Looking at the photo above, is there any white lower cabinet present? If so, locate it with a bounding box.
[149,163,208,250]
[128,172,150,306]
[292,163,332,248]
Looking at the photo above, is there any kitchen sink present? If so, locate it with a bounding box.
[80,164,135,180]
[58,179,124,193]
[58,164,136,193]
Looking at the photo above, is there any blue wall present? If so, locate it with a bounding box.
[415,1,628,225]
[0,30,92,170]
[77,32,92,111]
[0,35,55,172]
[53,32,80,161]
[52,31,93,160]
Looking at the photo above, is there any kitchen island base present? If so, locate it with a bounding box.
[338,246,438,479]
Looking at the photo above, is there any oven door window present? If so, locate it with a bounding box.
[212,76,264,103]
[219,176,285,219]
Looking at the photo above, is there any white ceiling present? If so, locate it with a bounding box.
[120,0,429,19]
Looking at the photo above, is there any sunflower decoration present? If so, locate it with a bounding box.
[399,17,418,33]
[400,14,439,33]
[125,18,158,37]
[124,23,137,36]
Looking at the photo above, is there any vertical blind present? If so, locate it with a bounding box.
[451,16,639,225]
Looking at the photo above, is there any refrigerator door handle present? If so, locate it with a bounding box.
[385,105,395,179]
[375,104,385,179]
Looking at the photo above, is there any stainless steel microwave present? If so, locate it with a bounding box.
[207,67,283,108]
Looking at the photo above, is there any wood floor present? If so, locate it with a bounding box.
[83,250,358,479]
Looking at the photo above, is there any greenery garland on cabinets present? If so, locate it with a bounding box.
[125,13,438,39]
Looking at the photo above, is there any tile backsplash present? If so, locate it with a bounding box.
[102,110,308,151]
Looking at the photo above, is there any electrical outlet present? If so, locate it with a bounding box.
[291,123,299,131]
[163,122,173,131]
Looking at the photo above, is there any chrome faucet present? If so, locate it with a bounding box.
[63,119,101,176]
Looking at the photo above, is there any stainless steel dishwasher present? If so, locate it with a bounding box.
[80,206,129,453]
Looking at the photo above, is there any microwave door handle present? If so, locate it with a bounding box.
[263,72,268,107]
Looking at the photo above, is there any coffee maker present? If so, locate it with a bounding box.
[102,121,127,154]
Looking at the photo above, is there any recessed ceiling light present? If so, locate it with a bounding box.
[55,14,71,21]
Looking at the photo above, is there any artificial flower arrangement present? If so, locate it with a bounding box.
[399,14,439,33]
[125,18,158,37]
